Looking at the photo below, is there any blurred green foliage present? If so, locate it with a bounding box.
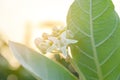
[0,33,36,80]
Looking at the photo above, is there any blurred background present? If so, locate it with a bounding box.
[0,0,120,80]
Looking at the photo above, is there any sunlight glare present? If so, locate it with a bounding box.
[0,0,74,42]
[0,0,120,70]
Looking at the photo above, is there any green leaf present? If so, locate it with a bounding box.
[67,0,120,80]
[9,41,78,80]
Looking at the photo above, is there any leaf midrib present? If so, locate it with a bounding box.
[89,0,103,80]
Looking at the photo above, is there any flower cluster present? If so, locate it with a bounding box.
[34,26,78,58]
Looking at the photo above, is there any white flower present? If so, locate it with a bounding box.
[47,31,78,58]
[34,38,51,53]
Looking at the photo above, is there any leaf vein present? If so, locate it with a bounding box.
[75,45,94,59]
[103,63,120,79]
[71,18,91,37]
[90,0,103,79]
[76,0,89,14]
[100,45,120,66]
[92,4,109,20]
[78,61,97,74]
[95,13,119,47]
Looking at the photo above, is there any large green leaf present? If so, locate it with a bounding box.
[9,41,77,80]
[67,0,120,80]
